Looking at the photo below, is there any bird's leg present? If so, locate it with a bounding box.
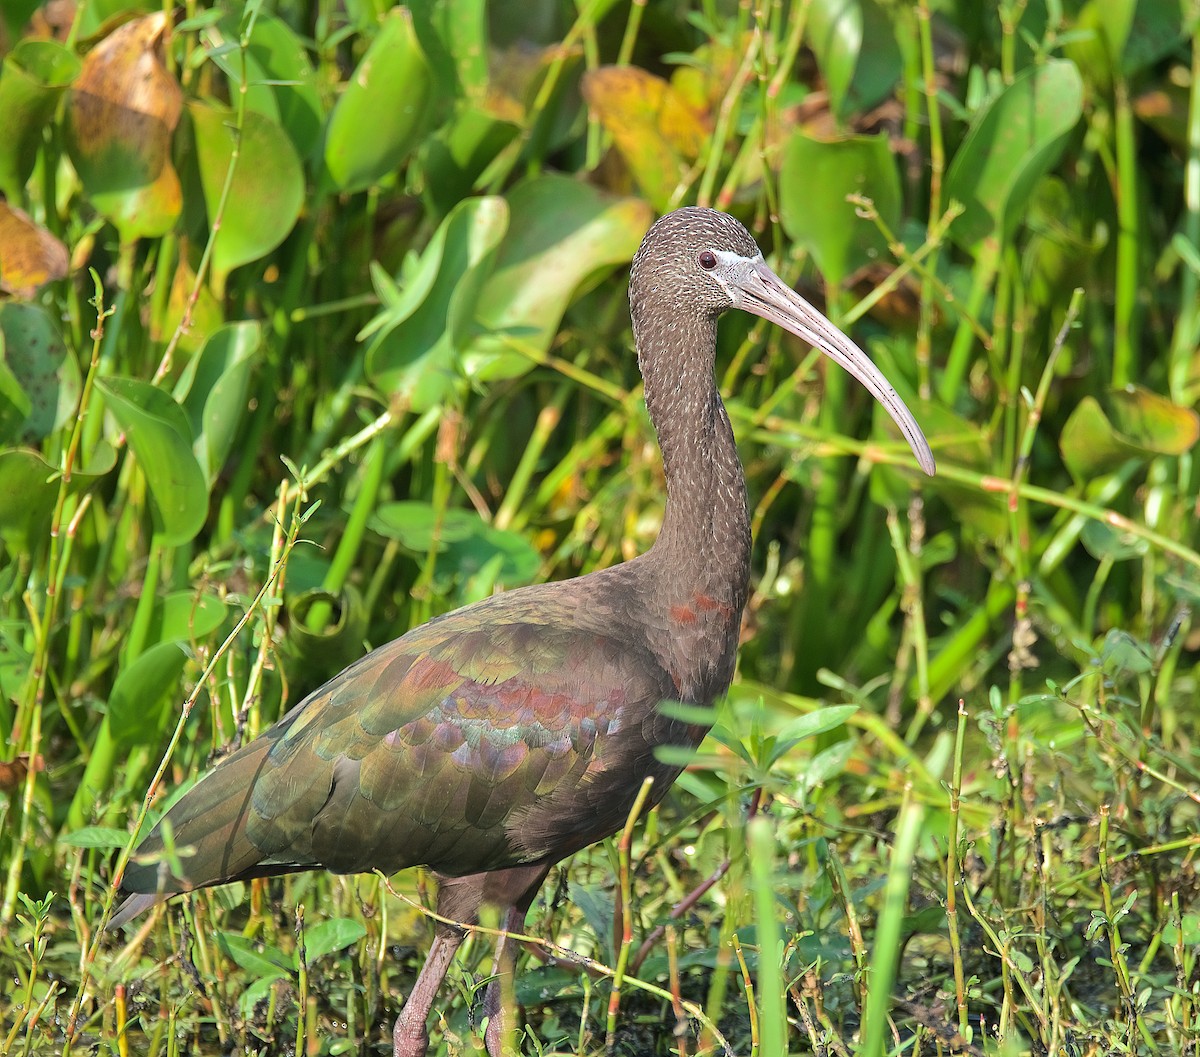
[392,924,465,1057]
[481,904,527,1056]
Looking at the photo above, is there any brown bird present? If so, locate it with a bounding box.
[111,207,935,1056]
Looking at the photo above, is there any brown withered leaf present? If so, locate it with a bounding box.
[65,12,182,240]
[582,66,710,211]
[0,754,45,793]
[0,202,69,297]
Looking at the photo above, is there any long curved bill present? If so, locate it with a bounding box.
[732,259,936,476]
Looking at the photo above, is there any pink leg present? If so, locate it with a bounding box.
[482,905,527,1056]
[392,926,465,1057]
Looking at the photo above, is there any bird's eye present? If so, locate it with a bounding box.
[697,250,718,270]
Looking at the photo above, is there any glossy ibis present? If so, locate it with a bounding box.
[111,207,935,1055]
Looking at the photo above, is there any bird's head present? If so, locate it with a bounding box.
[630,206,936,476]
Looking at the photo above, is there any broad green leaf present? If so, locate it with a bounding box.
[418,106,520,218]
[64,13,182,241]
[190,102,304,283]
[806,0,902,121]
[324,8,434,192]
[1099,629,1153,676]
[945,59,1084,255]
[442,523,540,584]
[237,975,279,1019]
[301,918,367,964]
[580,66,708,211]
[107,640,188,748]
[97,377,208,546]
[463,175,653,380]
[410,0,489,102]
[176,321,262,484]
[370,501,539,584]
[60,826,131,849]
[779,132,899,289]
[807,0,860,122]
[217,931,291,981]
[369,501,483,550]
[779,705,859,743]
[0,303,81,444]
[1080,521,1149,562]
[0,445,115,554]
[365,196,508,410]
[798,739,855,795]
[1060,388,1198,481]
[0,39,79,200]
[145,591,228,645]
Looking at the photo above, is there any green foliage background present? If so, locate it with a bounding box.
[2,0,1200,1054]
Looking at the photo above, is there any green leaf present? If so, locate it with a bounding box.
[806,0,902,122]
[410,0,488,102]
[217,931,291,981]
[1080,521,1149,562]
[369,501,483,551]
[418,106,520,219]
[1098,629,1153,677]
[301,918,367,964]
[0,444,115,554]
[799,740,855,795]
[779,132,899,289]
[807,0,860,123]
[145,591,228,645]
[0,303,82,444]
[324,8,434,192]
[779,705,859,744]
[0,39,79,200]
[97,377,208,546]
[364,196,508,410]
[945,59,1084,255]
[1060,388,1199,481]
[190,102,304,283]
[369,501,540,585]
[107,640,188,748]
[60,826,131,849]
[175,321,262,484]
[463,175,653,380]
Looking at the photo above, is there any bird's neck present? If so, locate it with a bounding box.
[637,311,752,628]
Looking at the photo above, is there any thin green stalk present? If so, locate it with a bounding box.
[859,778,926,1057]
[606,776,655,1049]
[1169,30,1200,400]
[307,435,387,631]
[885,508,930,743]
[940,244,999,405]
[732,932,759,1057]
[748,818,785,1057]
[295,904,308,1057]
[494,386,570,531]
[945,701,970,1038]
[696,25,759,208]
[1111,75,1140,388]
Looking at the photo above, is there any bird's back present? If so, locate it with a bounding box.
[115,567,727,921]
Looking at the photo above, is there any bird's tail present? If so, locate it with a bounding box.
[109,736,276,929]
